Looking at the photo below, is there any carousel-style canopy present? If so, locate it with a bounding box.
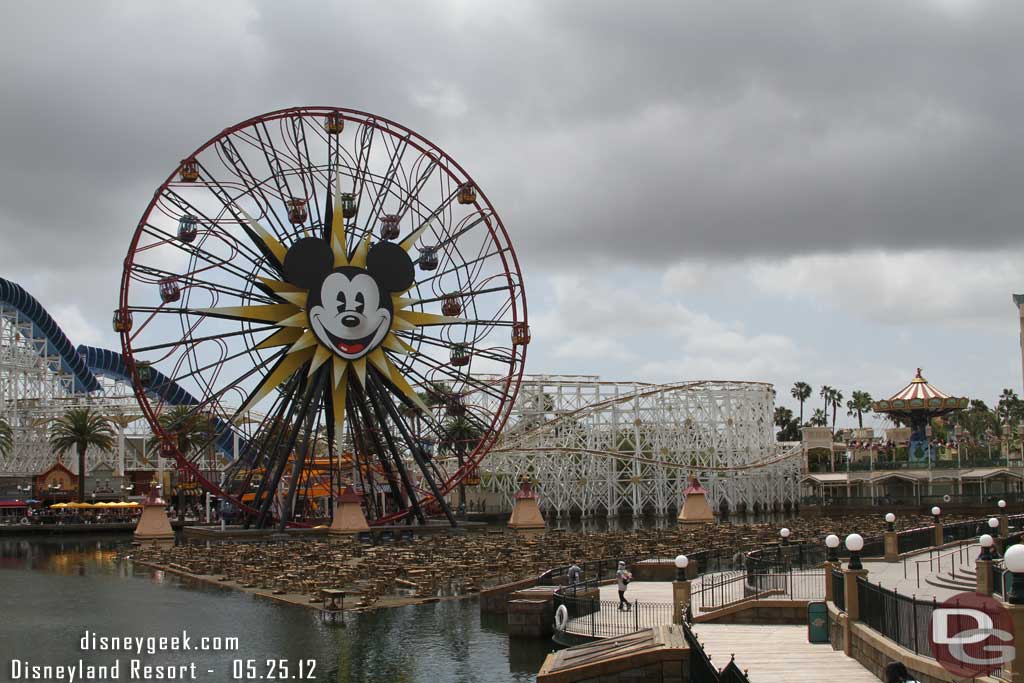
[872,368,969,419]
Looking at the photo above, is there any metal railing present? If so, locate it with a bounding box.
[858,576,1011,660]
[857,578,937,657]
[553,591,676,639]
[943,519,987,543]
[909,541,973,588]
[539,554,648,586]
[696,569,824,612]
[898,526,934,554]
[832,568,845,611]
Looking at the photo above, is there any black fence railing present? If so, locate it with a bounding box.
[682,621,752,683]
[898,526,934,554]
[696,569,824,611]
[943,519,987,543]
[994,563,1009,600]
[688,548,747,574]
[540,555,648,586]
[832,569,845,611]
[746,542,828,571]
[857,578,936,657]
[553,592,676,639]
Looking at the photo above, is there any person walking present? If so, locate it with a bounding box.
[567,561,582,587]
[616,561,632,611]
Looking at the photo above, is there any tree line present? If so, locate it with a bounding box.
[772,382,1024,443]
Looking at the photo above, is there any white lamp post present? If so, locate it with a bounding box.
[825,534,840,563]
[1005,544,1024,604]
[980,534,995,561]
[846,533,865,570]
[674,554,689,581]
[931,506,942,523]
[672,554,691,624]
[1000,499,1008,510]
[885,512,896,532]
[780,527,791,546]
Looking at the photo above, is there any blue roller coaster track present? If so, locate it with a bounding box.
[0,278,101,394]
[1,277,238,459]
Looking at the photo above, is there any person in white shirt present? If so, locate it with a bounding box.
[616,561,632,611]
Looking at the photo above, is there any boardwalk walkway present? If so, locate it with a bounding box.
[691,624,879,683]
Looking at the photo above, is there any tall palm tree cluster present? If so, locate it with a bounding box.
[947,389,1024,443]
[774,382,874,442]
[777,382,1024,445]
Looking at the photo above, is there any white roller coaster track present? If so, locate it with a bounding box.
[475,375,802,516]
[0,298,153,476]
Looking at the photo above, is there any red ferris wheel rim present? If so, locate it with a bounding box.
[117,106,528,526]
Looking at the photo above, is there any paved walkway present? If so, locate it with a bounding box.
[596,541,982,610]
[564,544,984,682]
[691,624,879,683]
[859,542,981,600]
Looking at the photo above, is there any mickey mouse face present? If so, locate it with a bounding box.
[283,237,414,360]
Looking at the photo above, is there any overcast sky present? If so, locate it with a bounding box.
[1,0,1022,428]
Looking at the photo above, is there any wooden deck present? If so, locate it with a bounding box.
[691,624,879,683]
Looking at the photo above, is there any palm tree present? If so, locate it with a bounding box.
[49,408,115,502]
[828,389,843,431]
[773,407,800,441]
[846,390,873,428]
[155,405,212,457]
[440,416,484,517]
[791,382,812,424]
[819,385,833,421]
[0,416,12,460]
[998,389,1020,424]
[809,409,828,427]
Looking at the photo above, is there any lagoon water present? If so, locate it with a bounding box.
[0,535,551,683]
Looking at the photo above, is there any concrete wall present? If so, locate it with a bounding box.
[508,599,553,639]
[480,577,538,614]
[696,600,809,625]
[567,661,688,683]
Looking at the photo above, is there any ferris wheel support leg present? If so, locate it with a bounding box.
[370,375,458,528]
[277,368,328,531]
[255,373,320,529]
[364,377,432,526]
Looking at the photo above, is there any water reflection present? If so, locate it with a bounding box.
[0,535,551,683]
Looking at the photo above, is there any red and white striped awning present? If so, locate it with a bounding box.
[872,368,968,415]
[890,368,952,401]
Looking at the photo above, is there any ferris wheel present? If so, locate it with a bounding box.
[117,107,528,527]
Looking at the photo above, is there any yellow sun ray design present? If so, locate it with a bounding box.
[201,189,462,433]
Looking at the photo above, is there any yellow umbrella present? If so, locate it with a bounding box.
[51,502,69,509]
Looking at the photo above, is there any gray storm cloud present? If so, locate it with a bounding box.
[0,0,1021,363]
